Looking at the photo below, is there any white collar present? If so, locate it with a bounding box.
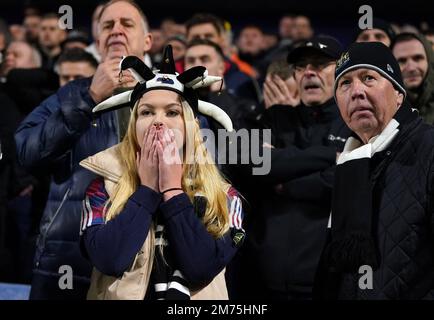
[337,119,400,165]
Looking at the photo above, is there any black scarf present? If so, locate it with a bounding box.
[148,223,191,300]
[323,102,418,273]
[147,195,208,300]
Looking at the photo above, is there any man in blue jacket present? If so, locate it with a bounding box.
[15,0,152,299]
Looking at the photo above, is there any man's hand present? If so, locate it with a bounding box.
[263,74,299,109]
[89,57,136,104]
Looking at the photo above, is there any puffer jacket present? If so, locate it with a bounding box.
[317,107,434,300]
[15,78,119,299]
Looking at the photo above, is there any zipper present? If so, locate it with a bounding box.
[35,187,71,267]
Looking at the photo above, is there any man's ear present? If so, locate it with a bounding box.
[293,71,303,92]
[396,90,404,107]
[96,37,101,52]
[60,29,67,42]
[218,59,225,76]
[143,33,153,53]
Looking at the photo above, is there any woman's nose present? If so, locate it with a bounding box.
[153,121,164,129]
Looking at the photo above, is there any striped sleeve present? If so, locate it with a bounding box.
[227,186,244,232]
[80,177,109,235]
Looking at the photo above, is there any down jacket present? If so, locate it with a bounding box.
[15,78,119,299]
[316,106,434,299]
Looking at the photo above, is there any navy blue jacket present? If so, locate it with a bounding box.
[15,78,119,299]
[81,180,244,291]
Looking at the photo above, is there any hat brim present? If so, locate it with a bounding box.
[287,46,337,64]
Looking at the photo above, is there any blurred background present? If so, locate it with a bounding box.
[0,0,433,46]
[0,0,433,300]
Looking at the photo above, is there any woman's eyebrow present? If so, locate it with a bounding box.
[165,103,182,109]
[138,103,154,109]
[137,103,182,110]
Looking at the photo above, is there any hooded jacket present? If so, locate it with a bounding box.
[403,34,434,124]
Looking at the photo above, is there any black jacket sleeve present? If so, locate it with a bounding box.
[277,165,336,203]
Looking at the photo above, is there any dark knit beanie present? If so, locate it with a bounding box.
[334,41,406,97]
[354,18,396,43]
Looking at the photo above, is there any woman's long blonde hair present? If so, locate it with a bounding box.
[105,96,230,239]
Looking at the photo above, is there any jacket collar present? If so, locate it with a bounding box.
[80,144,123,182]
[297,98,340,125]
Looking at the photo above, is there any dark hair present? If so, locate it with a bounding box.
[422,28,434,37]
[56,48,98,69]
[238,25,264,38]
[24,13,41,19]
[0,18,12,48]
[280,14,296,20]
[41,13,59,21]
[62,29,90,47]
[241,24,263,32]
[24,5,41,17]
[390,32,423,50]
[185,13,225,36]
[186,38,225,60]
[267,58,293,80]
[166,35,187,46]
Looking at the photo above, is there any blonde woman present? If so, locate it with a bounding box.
[79,46,245,300]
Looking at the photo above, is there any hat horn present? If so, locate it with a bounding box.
[92,90,133,113]
[120,56,155,83]
[159,45,176,74]
[198,100,233,132]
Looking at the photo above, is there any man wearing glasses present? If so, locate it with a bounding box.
[236,36,351,300]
